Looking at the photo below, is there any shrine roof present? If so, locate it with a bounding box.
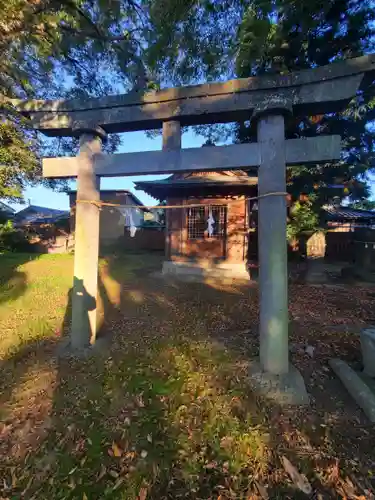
[135,171,258,200]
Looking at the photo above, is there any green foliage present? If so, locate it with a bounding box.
[148,0,375,209]
[146,0,244,84]
[235,0,374,75]
[0,220,15,251]
[287,201,319,242]
[1,0,373,207]
[0,220,30,251]
[236,8,273,76]
[0,0,197,203]
[349,199,375,210]
[235,0,375,209]
[0,0,154,100]
[0,117,40,201]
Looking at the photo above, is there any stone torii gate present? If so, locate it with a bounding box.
[16,55,375,403]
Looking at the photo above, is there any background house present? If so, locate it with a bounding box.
[322,204,375,232]
[0,201,16,221]
[69,189,149,245]
[298,204,375,263]
[13,205,69,227]
[2,192,161,253]
[11,204,70,253]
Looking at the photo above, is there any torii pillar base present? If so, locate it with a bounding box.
[250,103,309,405]
[248,362,309,405]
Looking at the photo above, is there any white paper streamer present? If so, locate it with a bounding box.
[119,208,138,237]
[207,207,215,237]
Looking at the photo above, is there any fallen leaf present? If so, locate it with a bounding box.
[21,476,33,496]
[281,455,312,495]
[112,441,122,457]
[112,477,125,491]
[97,464,107,481]
[305,345,315,357]
[141,450,148,458]
[139,486,148,500]
[254,480,269,499]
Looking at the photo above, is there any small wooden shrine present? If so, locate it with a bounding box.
[136,170,257,279]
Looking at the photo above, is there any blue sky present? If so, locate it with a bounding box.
[11,129,207,212]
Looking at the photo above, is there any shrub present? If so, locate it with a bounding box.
[287,201,319,242]
[0,220,31,252]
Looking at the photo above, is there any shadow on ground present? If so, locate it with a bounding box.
[0,253,40,305]
[1,252,375,499]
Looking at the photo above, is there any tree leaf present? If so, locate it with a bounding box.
[281,455,312,495]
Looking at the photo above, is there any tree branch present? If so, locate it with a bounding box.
[58,22,138,42]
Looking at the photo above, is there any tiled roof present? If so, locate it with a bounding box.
[323,205,375,221]
[68,189,148,211]
[135,173,258,200]
[14,205,69,225]
[0,201,15,214]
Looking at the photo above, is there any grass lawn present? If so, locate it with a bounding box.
[1,252,375,499]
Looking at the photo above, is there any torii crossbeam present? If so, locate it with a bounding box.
[15,54,375,404]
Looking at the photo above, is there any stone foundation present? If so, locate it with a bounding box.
[162,260,250,280]
[248,361,309,405]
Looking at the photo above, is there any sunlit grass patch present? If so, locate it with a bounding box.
[16,336,268,499]
[0,254,74,358]
[1,252,269,498]
[2,252,373,498]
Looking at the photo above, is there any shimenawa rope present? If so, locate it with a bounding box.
[75,191,287,210]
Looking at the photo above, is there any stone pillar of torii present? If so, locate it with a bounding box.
[15,55,375,403]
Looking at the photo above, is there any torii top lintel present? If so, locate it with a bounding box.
[15,55,375,137]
